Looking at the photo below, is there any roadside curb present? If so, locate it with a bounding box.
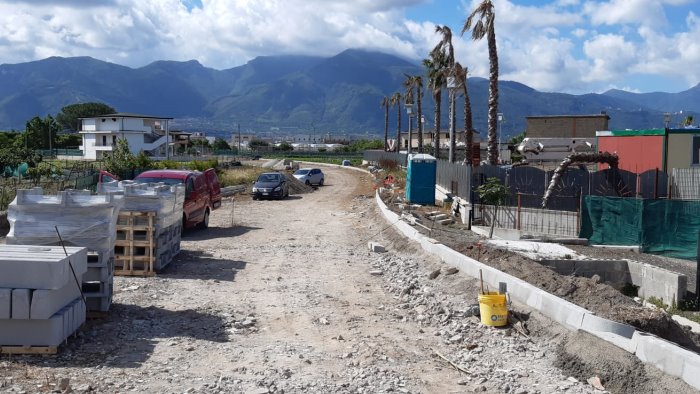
[374,191,700,390]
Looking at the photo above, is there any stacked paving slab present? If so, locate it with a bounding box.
[6,188,124,313]
[98,181,185,272]
[0,245,87,348]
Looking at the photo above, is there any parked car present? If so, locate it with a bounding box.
[293,168,325,186]
[252,172,289,200]
[341,160,352,166]
[133,169,221,229]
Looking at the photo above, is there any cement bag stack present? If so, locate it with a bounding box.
[0,245,87,349]
[6,188,124,313]
[98,181,185,271]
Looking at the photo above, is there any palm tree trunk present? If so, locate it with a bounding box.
[449,90,456,163]
[433,90,441,159]
[395,106,401,153]
[384,105,389,151]
[417,86,424,153]
[463,79,474,166]
[486,27,499,165]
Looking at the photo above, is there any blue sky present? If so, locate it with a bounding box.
[0,0,698,94]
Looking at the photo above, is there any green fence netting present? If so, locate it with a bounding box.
[580,196,700,260]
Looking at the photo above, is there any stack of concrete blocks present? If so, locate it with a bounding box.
[6,188,124,313]
[98,181,185,271]
[0,245,87,348]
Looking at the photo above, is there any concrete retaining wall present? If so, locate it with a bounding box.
[375,191,700,390]
[541,259,687,305]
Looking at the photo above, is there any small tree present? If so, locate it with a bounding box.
[103,138,136,178]
[212,137,232,151]
[277,141,293,151]
[476,177,510,238]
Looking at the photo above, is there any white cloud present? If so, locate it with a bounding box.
[582,34,637,82]
[0,0,698,95]
[583,0,667,28]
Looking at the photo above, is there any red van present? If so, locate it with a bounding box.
[134,169,221,229]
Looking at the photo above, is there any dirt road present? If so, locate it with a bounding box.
[0,166,694,393]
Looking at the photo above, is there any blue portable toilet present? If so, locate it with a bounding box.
[405,153,437,205]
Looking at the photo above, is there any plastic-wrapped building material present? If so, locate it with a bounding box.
[97,181,185,229]
[6,188,124,254]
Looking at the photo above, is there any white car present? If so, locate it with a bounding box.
[293,168,325,186]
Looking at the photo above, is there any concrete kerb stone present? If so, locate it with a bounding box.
[580,313,638,353]
[11,289,30,319]
[0,289,10,319]
[634,332,690,380]
[374,190,700,391]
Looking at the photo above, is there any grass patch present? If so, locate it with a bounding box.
[218,166,268,187]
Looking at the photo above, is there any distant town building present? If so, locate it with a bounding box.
[525,113,609,139]
[79,113,173,160]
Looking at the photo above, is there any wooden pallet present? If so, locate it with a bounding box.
[0,346,58,355]
[114,211,156,276]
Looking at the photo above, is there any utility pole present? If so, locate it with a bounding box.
[237,123,241,154]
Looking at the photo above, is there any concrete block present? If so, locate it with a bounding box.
[538,292,586,331]
[0,313,65,346]
[681,348,700,390]
[11,289,30,319]
[580,313,638,353]
[634,332,685,378]
[540,259,575,274]
[0,245,87,289]
[0,289,10,319]
[368,242,386,253]
[30,280,82,320]
[85,293,112,313]
[83,265,112,283]
[86,250,112,268]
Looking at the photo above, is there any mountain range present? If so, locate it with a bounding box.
[1,49,698,140]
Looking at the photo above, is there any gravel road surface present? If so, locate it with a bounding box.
[0,166,694,393]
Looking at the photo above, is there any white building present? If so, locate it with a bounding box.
[79,113,173,160]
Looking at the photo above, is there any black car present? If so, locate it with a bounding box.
[252,172,289,200]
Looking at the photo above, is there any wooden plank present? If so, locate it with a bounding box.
[0,346,58,355]
[113,270,156,277]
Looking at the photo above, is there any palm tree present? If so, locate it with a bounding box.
[390,92,402,153]
[414,75,425,153]
[435,25,455,65]
[453,62,475,165]
[381,96,390,151]
[433,25,456,162]
[424,53,447,159]
[462,0,499,165]
[403,75,415,153]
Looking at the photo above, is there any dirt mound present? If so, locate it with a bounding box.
[284,173,314,195]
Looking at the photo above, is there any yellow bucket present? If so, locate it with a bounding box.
[478,292,508,327]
